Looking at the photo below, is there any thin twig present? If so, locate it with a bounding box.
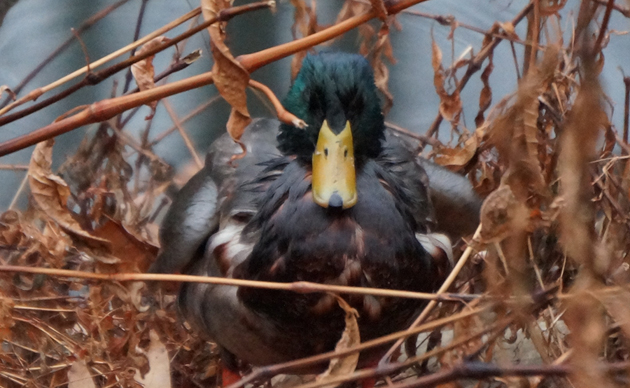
[0,265,477,302]
[8,173,28,210]
[0,164,28,170]
[248,79,306,127]
[385,121,442,147]
[293,316,514,388]
[425,2,534,137]
[122,0,150,95]
[623,73,630,146]
[592,0,630,17]
[402,9,534,48]
[227,307,490,388]
[379,225,482,363]
[162,99,203,168]
[0,0,433,156]
[0,6,201,117]
[147,95,221,147]
[0,0,131,109]
[594,0,615,53]
[0,2,272,126]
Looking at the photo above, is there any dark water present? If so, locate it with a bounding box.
[0,0,628,209]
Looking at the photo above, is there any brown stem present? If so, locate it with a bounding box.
[122,0,151,95]
[385,121,442,147]
[592,0,630,17]
[226,308,488,388]
[526,0,540,76]
[0,265,478,302]
[0,72,215,156]
[0,0,131,109]
[392,362,570,388]
[237,0,430,72]
[0,1,273,127]
[594,0,615,53]
[292,316,513,388]
[624,76,630,146]
[248,79,306,127]
[425,1,534,137]
[238,11,375,72]
[0,0,432,156]
[403,9,533,47]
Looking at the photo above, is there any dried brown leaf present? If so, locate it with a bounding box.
[540,0,568,16]
[201,0,251,143]
[500,22,520,41]
[28,139,109,245]
[67,360,96,388]
[182,49,203,65]
[431,35,462,122]
[479,184,530,243]
[135,330,172,388]
[0,297,15,341]
[130,36,170,119]
[431,35,443,76]
[91,219,158,273]
[290,0,319,80]
[1,85,16,101]
[475,56,494,127]
[602,289,630,342]
[369,0,387,20]
[559,43,612,388]
[434,134,478,169]
[370,24,395,114]
[315,296,360,388]
[488,47,559,201]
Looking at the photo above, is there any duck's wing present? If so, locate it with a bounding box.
[417,158,481,239]
[149,118,282,274]
[383,130,481,240]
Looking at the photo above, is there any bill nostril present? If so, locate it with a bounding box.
[328,192,343,208]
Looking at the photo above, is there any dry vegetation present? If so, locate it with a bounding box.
[1,0,630,387]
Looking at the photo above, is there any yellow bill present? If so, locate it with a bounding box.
[312,120,357,209]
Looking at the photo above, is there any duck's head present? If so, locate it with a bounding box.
[277,53,385,210]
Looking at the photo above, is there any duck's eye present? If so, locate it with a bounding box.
[344,148,348,158]
[324,148,329,157]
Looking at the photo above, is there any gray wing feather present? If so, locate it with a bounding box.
[150,118,281,274]
[150,167,219,274]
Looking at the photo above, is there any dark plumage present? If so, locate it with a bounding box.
[278,53,385,161]
[150,53,481,371]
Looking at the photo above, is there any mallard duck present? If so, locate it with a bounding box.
[150,53,480,378]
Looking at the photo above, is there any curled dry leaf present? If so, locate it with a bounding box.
[130,36,170,119]
[369,0,388,20]
[315,295,360,388]
[28,139,109,245]
[431,35,462,123]
[182,49,203,65]
[135,330,172,388]
[475,30,495,127]
[601,289,630,343]
[201,0,251,144]
[1,85,16,101]
[479,184,530,243]
[499,22,519,41]
[91,219,159,273]
[248,80,307,128]
[290,0,319,80]
[370,24,395,115]
[0,296,15,341]
[337,0,396,113]
[434,133,479,169]
[487,46,559,201]
[67,359,96,388]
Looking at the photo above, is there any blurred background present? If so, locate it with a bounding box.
[0,0,628,209]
